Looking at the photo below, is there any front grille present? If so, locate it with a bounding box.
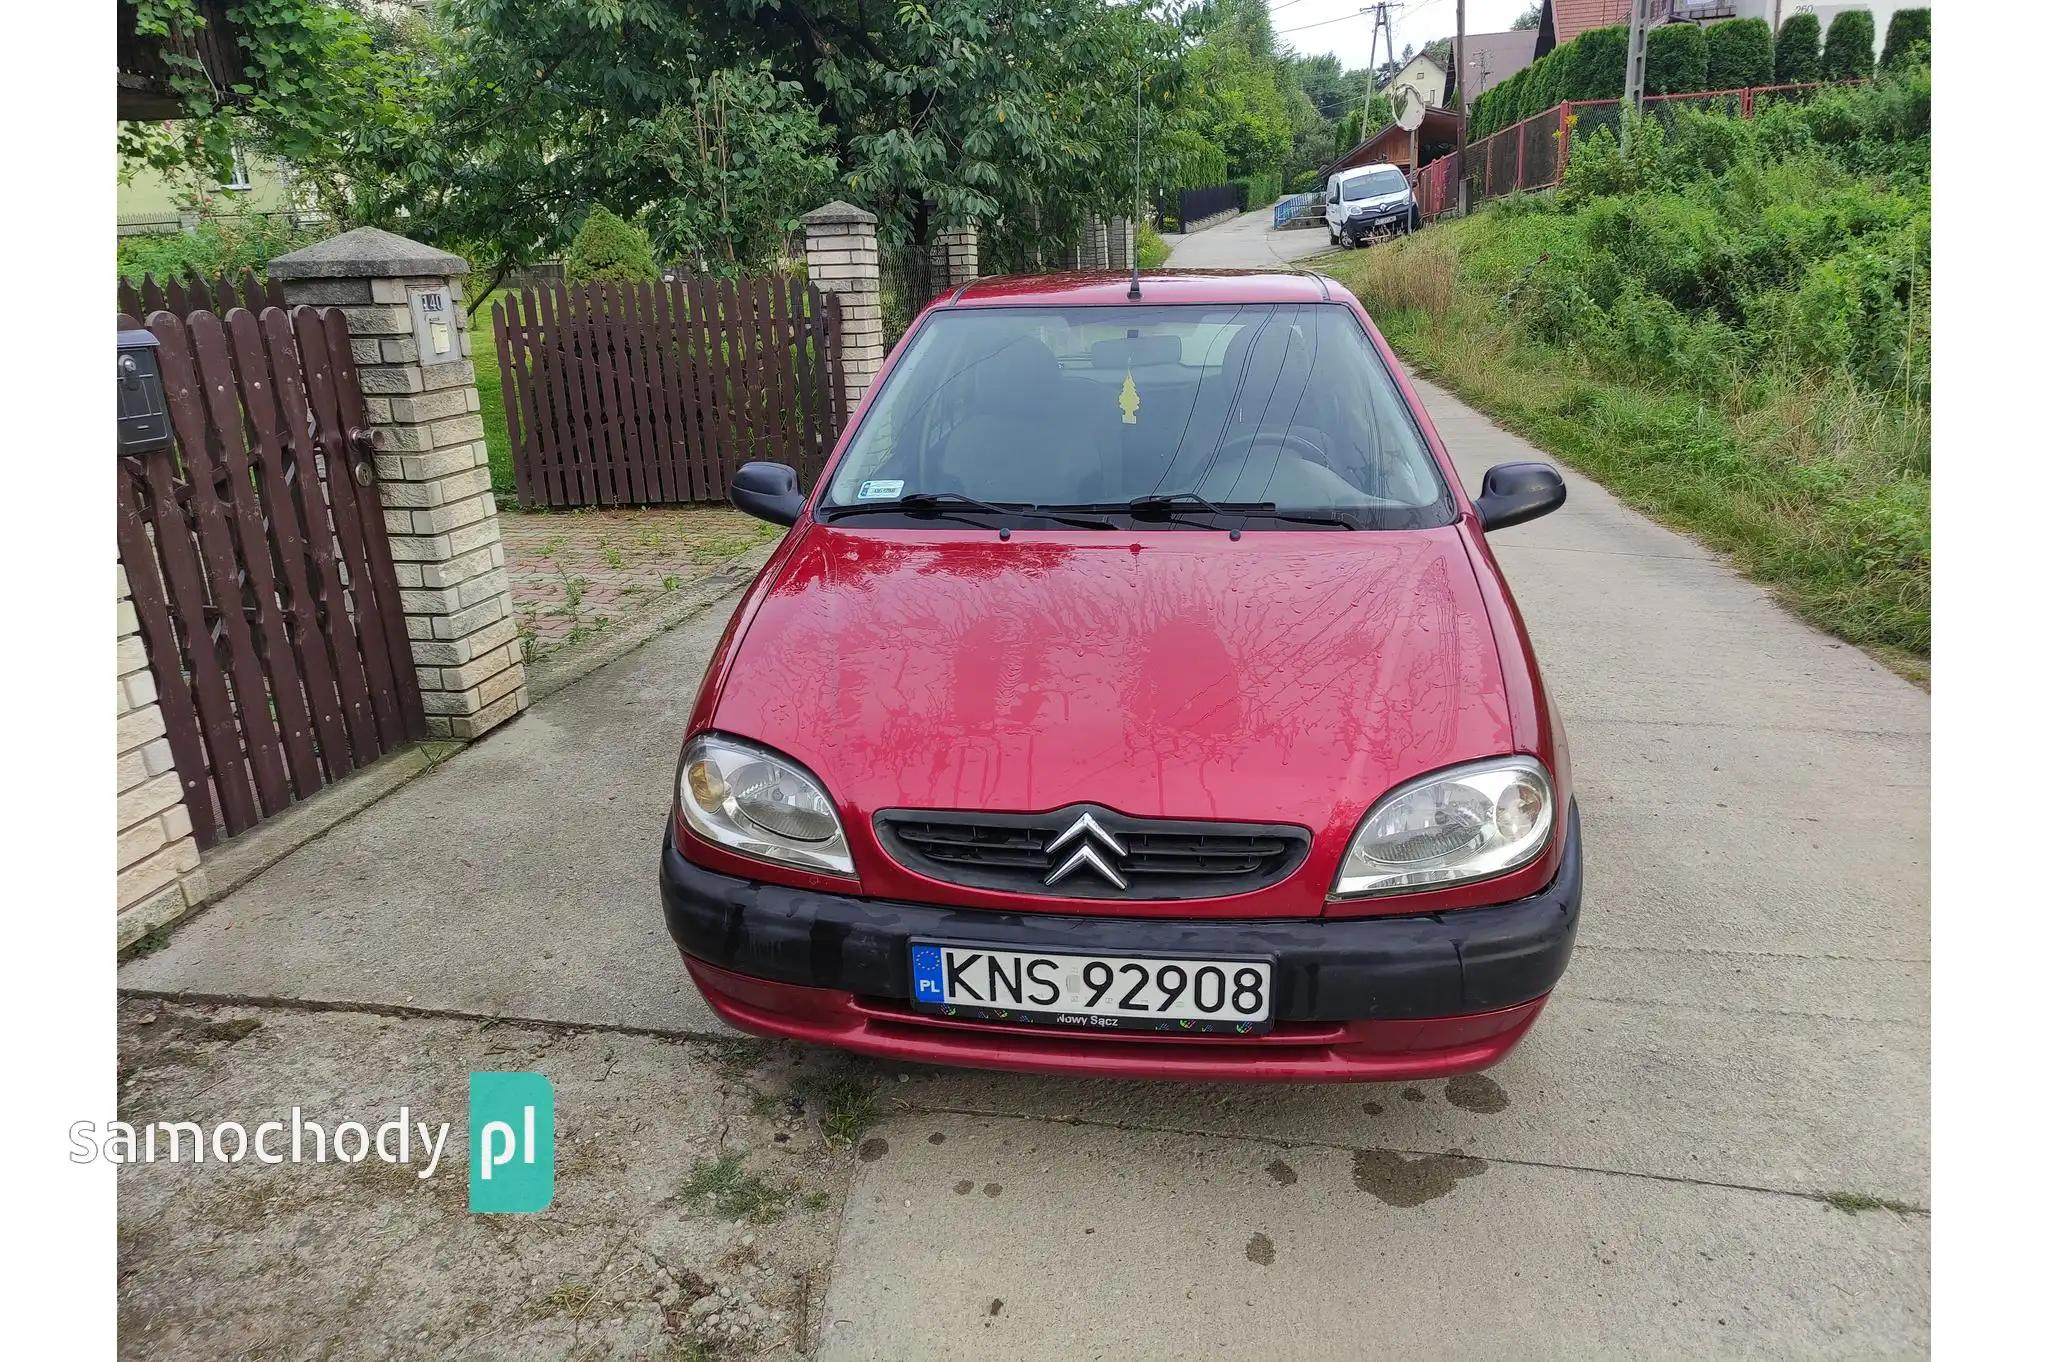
[873,804,1310,900]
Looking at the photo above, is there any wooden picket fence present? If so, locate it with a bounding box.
[116,303,426,849]
[119,268,286,320]
[493,275,846,509]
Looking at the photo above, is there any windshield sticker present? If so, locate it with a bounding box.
[856,479,904,500]
[1119,369,1140,425]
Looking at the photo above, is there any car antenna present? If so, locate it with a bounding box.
[1128,54,1143,301]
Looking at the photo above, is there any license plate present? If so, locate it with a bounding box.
[908,942,1273,1035]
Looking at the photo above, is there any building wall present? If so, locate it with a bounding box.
[118,138,294,235]
[1387,56,1448,112]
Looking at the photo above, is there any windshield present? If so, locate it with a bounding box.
[818,304,1454,530]
[1343,170,1408,201]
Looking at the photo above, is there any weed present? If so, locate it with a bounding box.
[1820,1190,1916,1216]
[602,545,624,569]
[707,1036,769,1079]
[540,534,568,558]
[680,1153,796,1223]
[800,1069,880,1145]
[531,1281,601,1320]
[127,924,174,958]
[561,574,587,611]
[662,575,683,592]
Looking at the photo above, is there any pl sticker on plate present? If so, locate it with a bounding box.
[856,479,904,500]
[910,944,946,1003]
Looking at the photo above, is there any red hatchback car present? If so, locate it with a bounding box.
[661,270,1579,1081]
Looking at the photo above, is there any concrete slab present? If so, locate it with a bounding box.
[120,594,744,1038]
[817,1114,1927,1361]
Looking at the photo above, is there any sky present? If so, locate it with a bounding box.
[1268,0,1538,72]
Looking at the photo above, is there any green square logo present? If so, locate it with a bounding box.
[468,1071,555,1213]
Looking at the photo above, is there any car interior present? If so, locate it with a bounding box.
[822,305,1451,517]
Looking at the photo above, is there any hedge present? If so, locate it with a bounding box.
[1822,9,1875,81]
[1881,8,1931,70]
[1705,18,1773,90]
[1647,23,1706,96]
[565,206,659,284]
[1775,13,1822,84]
[1468,23,1626,139]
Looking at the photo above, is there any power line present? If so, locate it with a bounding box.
[1276,12,1366,35]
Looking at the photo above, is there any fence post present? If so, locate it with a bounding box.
[269,226,528,741]
[932,226,980,292]
[117,559,208,947]
[1557,101,1572,180]
[801,202,885,413]
[1106,217,1136,271]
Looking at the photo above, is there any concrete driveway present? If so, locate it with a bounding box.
[123,381,1928,1357]
[1165,204,1335,270]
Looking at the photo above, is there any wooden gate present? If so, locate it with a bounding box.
[493,275,846,509]
[116,304,426,849]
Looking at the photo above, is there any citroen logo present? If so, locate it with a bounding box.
[1043,812,1129,890]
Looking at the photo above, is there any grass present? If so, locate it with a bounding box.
[1819,1190,1918,1216]
[470,289,514,497]
[798,1069,880,1145]
[1322,216,1929,677]
[1136,219,1171,269]
[679,1153,797,1223]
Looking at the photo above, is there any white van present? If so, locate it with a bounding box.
[1325,163,1418,247]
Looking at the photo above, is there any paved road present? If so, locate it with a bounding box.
[125,393,1929,1355]
[1165,204,1335,269]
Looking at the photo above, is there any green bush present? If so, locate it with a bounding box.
[117,213,318,284]
[564,206,658,284]
[1135,219,1170,269]
[1705,18,1774,91]
[1647,23,1707,96]
[1881,8,1930,70]
[1775,14,1822,84]
[1822,9,1875,81]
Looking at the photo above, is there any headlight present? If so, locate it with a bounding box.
[676,733,853,876]
[1331,756,1554,898]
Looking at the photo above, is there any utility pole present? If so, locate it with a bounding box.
[1453,0,1468,215]
[1622,0,1650,151]
[1362,3,1404,114]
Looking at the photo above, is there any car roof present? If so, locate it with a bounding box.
[946,270,1349,309]
[1332,163,1402,180]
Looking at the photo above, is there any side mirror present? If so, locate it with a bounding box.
[730,461,805,526]
[1474,461,1566,532]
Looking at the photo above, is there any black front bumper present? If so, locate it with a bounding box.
[662,804,1580,1022]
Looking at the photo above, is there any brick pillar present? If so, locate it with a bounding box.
[801,202,885,413]
[1106,218,1136,271]
[270,226,527,740]
[1087,219,1113,270]
[932,227,979,292]
[118,561,206,946]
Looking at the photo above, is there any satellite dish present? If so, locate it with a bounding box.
[1396,91,1426,131]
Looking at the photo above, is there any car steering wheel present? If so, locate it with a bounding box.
[1198,425,1336,491]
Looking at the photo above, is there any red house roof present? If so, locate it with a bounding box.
[1545,0,1633,49]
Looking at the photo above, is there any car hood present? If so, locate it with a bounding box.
[1341,190,1411,214]
[709,525,1513,911]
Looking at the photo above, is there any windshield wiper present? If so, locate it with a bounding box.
[1058,494,1360,530]
[825,492,1117,531]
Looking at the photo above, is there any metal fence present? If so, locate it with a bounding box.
[1416,80,1844,221]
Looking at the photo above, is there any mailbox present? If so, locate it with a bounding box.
[408,285,461,366]
[118,329,172,453]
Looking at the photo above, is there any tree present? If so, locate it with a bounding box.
[1822,9,1876,81]
[1647,23,1707,96]
[1881,8,1931,70]
[1705,18,1773,90]
[1512,3,1542,31]
[1775,13,1822,84]
[564,207,658,284]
